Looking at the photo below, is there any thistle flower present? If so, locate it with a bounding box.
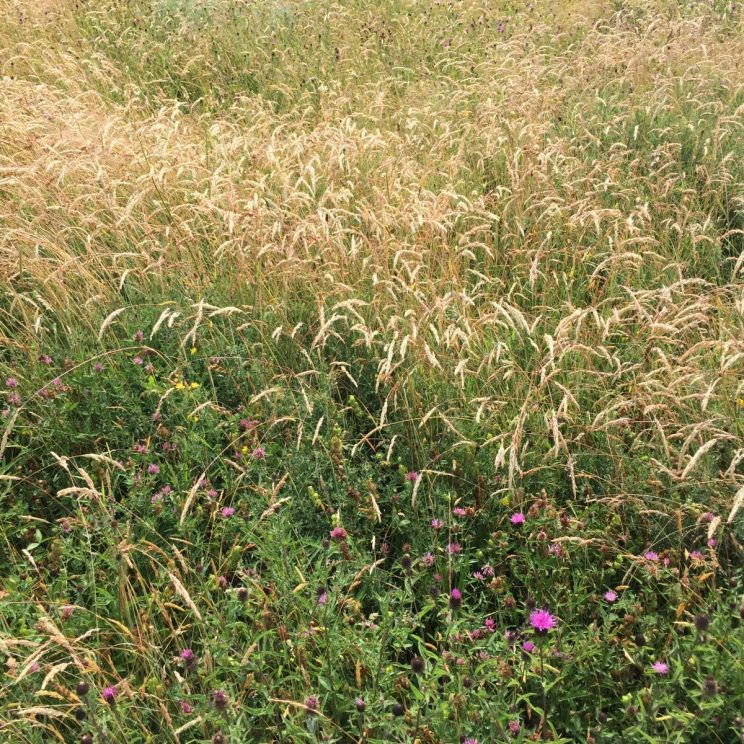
[305,695,319,713]
[603,590,618,603]
[522,641,535,652]
[220,506,235,518]
[252,446,266,459]
[355,697,366,712]
[406,471,419,482]
[449,588,462,609]
[102,686,117,704]
[5,378,18,388]
[651,661,669,675]
[180,700,193,714]
[421,552,435,566]
[147,463,160,475]
[430,518,444,530]
[644,551,659,562]
[330,526,348,541]
[510,512,525,525]
[529,609,557,634]
[213,689,228,710]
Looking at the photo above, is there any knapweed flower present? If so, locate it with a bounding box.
[522,641,535,653]
[180,649,197,668]
[689,550,704,562]
[430,518,444,530]
[220,506,235,518]
[180,700,193,714]
[603,590,618,603]
[213,689,228,710]
[406,470,419,482]
[355,697,366,712]
[102,686,117,704]
[453,507,466,516]
[134,330,144,342]
[39,355,52,365]
[5,378,18,388]
[93,362,104,372]
[330,526,348,541]
[421,552,435,566]
[305,695,319,714]
[707,537,717,548]
[7,393,20,406]
[252,446,266,460]
[60,605,74,620]
[529,609,557,634]
[317,591,329,606]
[644,551,659,562]
[447,542,462,555]
[548,541,563,557]
[694,614,710,632]
[464,739,478,744]
[147,463,160,475]
[510,512,525,525]
[651,661,669,675]
[133,356,144,366]
[484,617,496,632]
[508,720,521,734]
[449,588,462,609]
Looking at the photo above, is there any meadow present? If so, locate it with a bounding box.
[0,0,743,741]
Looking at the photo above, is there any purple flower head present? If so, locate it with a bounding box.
[603,590,618,603]
[180,700,193,714]
[134,330,144,342]
[707,537,717,548]
[651,661,669,675]
[180,649,197,668]
[252,446,266,460]
[317,591,329,606]
[508,720,521,734]
[94,362,104,372]
[60,605,74,620]
[510,512,525,525]
[39,355,52,365]
[522,641,535,653]
[421,552,435,567]
[102,686,117,704]
[529,609,557,634]
[644,551,659,562]
[548,541,563,557]
[330,526,348,541]
[133,356,144,366]
[406,470,419,482]
[220,506,236,518]
[449,587,462,609]
[464,739,478,744]
[5,378,18,389]
[689,550,704,561]
[447,542,462,555]
[7,393,20,406]
[430,518,444,530]
[484,617,496,632]
[147,463,160,475]
[213,689,228,710]
[305,695,319,713]
[453,507,466,516]
[355,697,366,712]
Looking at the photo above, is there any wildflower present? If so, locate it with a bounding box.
[406,471,419,482]
[252,446,266,460]
[180,700,193,714]
[689,550,704,562]
[508,720,521,734]
[133,356,144,366]
[707,537,717,548]
[447,542,462,555]
[212,734,226,744]
[330,526,348,541]
[76,681,89,696]
[430,518,444,530]
[317,591,329,606]
[473,571,485,580]
[355,697,366,712]
[481,564,494,577]
[702,676,718,698]
[484,617,496,632]
[548,542,563,557]
[134,330,144,342]
[305,695,319,714]
[522,641,535,653]
[702,511,715,522]
[213,690,228,710]
[694,614,710,633]
[93,362,104,372]
[102,686,117,704]
[510,512,525,525]
[449,588,462,609]
[62,519,72,533]
[39,355,52,365]
[5,378,18,388]
[651,661,669,675]
[7,393,20,406]
[401,555,412,571]
[60,604,74,620]
[147,463,160,475]
[180,649,196,663]
[603,590,618,603]
[464,739,478,744]
[220,506,235,518]
[410,656,425,674]
[644,551,659,562]
[217,575,228,589]
[453,507,466,516]
[422,552,435,566]
[529,609,557,634]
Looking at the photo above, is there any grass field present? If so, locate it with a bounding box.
[1,0,743,742]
